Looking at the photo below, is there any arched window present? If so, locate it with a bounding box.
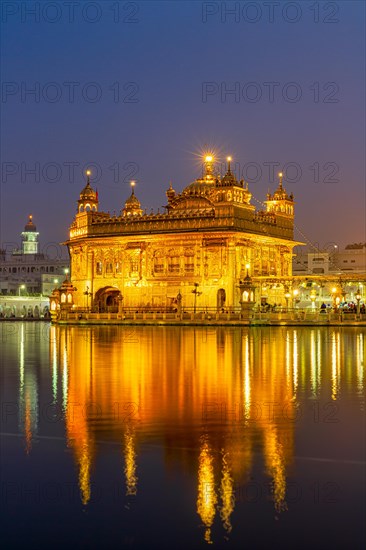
[61,293,66,303]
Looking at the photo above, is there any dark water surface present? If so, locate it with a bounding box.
[1,323,365,549]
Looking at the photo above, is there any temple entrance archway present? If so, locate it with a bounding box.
[217,288,226,312]
[94,287,121,312]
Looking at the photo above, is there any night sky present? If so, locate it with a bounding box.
[1,0,365,256]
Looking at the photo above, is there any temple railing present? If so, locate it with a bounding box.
[54,307,366,324]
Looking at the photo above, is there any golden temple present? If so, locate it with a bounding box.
[55,155,300,314]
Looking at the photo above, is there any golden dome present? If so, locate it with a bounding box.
[183,156,216,195]
[268,174,294,202]
[183,177,216,195]
[77,172,99,213]
[125,189,140,208]
[123,188,143,217]
[79,181,97,201]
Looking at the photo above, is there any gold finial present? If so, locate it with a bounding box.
[130,180,136,194]
[227,156,232,173]
[204,154,214,177]
[86,169,91,184]
[278,172,283,187]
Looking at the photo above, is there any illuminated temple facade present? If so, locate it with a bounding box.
[66,157,299,311]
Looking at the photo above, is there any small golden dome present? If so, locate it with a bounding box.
[125,189,141,208]
[123,187,143,217]
[79,181,97,201]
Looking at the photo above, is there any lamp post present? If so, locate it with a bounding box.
[292,288,299,309]
[330,244,338,272]
[356,288,361,319]
[19,284,25,296]
[176,291,182,316]
[84,286,92,311]
[238,266,256,319]
[285,291,291,311]
[118,294,124,316]
[331,287,337,312]
[192,283,202,314]
[309,288,317,310]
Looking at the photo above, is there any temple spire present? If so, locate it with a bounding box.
[77,170,98,213]
[122,181,142,217]
[166,181,176,203]
[278,171,283,189]
[227,156,232,174]
[204,155,214,177]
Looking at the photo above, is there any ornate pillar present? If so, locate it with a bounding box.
[227,239,236,307]
[118,294,124,315]
[238,271,256,320]
[87,248,94,308]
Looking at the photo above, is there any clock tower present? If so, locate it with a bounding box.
[21,215,39,255]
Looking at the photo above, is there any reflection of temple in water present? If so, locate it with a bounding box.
[13,324,365,543]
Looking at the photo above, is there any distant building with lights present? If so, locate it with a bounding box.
[57,156,302,312]
[0,215,69,296]
[293,243,366,275]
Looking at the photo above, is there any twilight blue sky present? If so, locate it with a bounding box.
[1,0,365,255]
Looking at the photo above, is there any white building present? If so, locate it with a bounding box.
[293,243,366,275]
[0,215,69,296]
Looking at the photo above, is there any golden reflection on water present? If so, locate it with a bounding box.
[12,324,365,543]
[52,334,58,404]
[264,427,287,513]
[219,451,234,534]
[24,392,32,455]
[63,330,93,505]
[243,334,251,421]
[331,331,340,401]
[357,333,364,395]
[293,329,298,396]
[197,435,217,544]
[124,424,138,496]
